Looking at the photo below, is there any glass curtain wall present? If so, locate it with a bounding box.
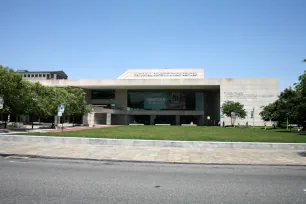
[128,90,201,111]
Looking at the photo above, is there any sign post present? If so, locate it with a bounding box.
[58,104,65,132]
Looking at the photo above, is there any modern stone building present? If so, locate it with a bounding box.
[34,68,278,126]
[16,70,68,80]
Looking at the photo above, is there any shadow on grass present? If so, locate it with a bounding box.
[262,128,275,131]
[271,130,306,136]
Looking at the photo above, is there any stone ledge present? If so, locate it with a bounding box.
[1,135,306,150]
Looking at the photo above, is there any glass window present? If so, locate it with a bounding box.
[35,74,38,77]
[28,74,30,77]
[51,74,54,78]
[91,90,115,100]
[43,74,45,77]
[128,90,196,110]
[24,74,26,77]
[47,74,49,78]
[39,74,42,77]
[31,74,34,77]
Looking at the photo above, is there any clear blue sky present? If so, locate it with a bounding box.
[0,0,305,91]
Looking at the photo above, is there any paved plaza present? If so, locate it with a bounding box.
[0,140,305,165]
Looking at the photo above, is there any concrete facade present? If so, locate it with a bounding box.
[17,70,68,80]
[35,68,278,126]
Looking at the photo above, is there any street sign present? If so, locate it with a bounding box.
[0,96,3,109]
[58,104,65,113]
[58,112,62,117]
[220,114,224,118]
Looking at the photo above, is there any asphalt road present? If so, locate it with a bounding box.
[0,157,305,204]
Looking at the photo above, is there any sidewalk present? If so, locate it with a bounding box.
[0,125,114,134]
[0,140,305,165]
[43,125,115,133]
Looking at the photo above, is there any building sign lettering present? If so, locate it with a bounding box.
[224,92,274,100]
[134,72,198,77]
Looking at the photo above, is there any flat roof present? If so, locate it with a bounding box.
[16,70,68,78]
[37,78,278,90]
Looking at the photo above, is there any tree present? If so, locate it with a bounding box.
[260,70,306,130]
[294,70,306,129]
[0,65,91,128]
[0,65,25,126]
[63,87,91,124]
[260,102,279,121]
[259,101,284,128]
[22,82,50,128]
[221,101,247,126]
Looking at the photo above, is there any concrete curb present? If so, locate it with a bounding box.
[1,135,306,150]
[1,153,306,167]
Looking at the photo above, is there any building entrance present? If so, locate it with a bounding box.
[133,115,150,125]
[180,116,198,125]
[154,115,176,125]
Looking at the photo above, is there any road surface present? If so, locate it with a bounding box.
[0,157,305,204]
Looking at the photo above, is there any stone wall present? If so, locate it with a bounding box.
[220,79,278,126]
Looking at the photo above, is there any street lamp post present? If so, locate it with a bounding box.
[252,107,255,127]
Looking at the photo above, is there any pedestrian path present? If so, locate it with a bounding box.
[0,140,305,165]
[42,125,116,133]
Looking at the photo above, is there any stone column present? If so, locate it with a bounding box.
[82,114,89,126]
[150,115,156,125]
[175,115,180,126]
[106,113,112,125]
[90,113,95,127]
[83,113,95,127]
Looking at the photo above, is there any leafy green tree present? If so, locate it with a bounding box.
[260,102,280,122]
[260,70,306,130]
[221,101,247,126]
[0,65,25,126]
[0,65,91,128]
[22,82,50,128]
[63,87,91,124]
[260,88,300,129]
[294,70,306,129]
[278,88,300,126]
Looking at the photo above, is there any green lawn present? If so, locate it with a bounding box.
[18,126,306,143]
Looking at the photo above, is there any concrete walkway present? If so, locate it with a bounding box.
[44,125,115,133]
[0,140,305,165]
[0,125,115,134]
